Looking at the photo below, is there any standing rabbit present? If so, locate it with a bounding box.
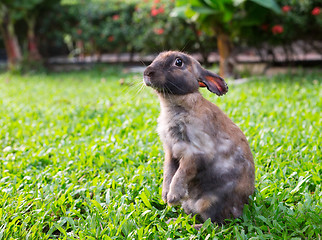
[143,51,255,224]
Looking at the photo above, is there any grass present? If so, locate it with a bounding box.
[0,66,321,239]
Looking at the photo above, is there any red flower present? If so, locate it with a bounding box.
[108,36,115,42]
[154,28,164,35]
[282,5,291,12]
[311,7,320,15]
[158,7,164,14]
[77,29,82,35]
[151,6,164,16]
[272,25,283,35]
[112,14,120,20]
[154,0,160,3]
[197,30,202,36]
[151,8,159,16]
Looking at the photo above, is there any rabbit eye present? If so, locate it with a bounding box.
[174,58,183,67]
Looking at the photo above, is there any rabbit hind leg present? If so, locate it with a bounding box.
[182,195,220,222]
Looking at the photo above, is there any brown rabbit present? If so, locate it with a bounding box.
[143,51,255,224]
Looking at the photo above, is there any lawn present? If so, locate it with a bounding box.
[0,67,321,239]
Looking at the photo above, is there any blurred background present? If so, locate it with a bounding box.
[0,0,321,77]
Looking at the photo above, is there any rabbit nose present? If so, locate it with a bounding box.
[144,67,155,77]
[143,67,155,86]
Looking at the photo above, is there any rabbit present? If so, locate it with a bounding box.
[143,51,255,224]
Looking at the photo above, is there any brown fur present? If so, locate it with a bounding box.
[143,51,255,224]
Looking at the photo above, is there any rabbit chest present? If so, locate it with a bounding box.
[157,99,243,175]
[157,105,216,160]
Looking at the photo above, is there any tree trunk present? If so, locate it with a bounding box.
[216,31,234,78]
[0,8,22,70]
[26,15,42,62]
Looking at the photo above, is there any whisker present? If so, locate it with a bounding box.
[162,87,166,101]
[117,76,147,103]
[136,82,146,95]
[180,41,190,53]
[163,85,175,105]
[140,60,147,67]
[166,80,186,93]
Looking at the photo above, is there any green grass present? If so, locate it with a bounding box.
[0,67,321,239]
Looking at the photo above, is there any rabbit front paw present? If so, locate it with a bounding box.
[167,186,187,206]
[162,188,169,203]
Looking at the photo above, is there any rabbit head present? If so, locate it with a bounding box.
[143,51,228,96]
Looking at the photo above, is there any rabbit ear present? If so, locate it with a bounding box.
[197,67,228,96]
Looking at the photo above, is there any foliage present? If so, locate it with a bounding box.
[0,0,43,22]
[2,0,322,69]
[243,0,322,46]
[174,0,322,47]
[67,1,138,54]
[34,0,217,58]
[0,68,321,238]
[173,0,281,40]
[132,0,204,54]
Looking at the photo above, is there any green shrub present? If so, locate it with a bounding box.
[36,0,217,58]
[239,0,322,47]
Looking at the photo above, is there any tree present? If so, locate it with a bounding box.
[0,0,60,70]
[24,0,43,62]
[173,0,281,78]
[0,4,22,70]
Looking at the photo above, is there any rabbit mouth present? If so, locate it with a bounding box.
[143,75,152,86]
